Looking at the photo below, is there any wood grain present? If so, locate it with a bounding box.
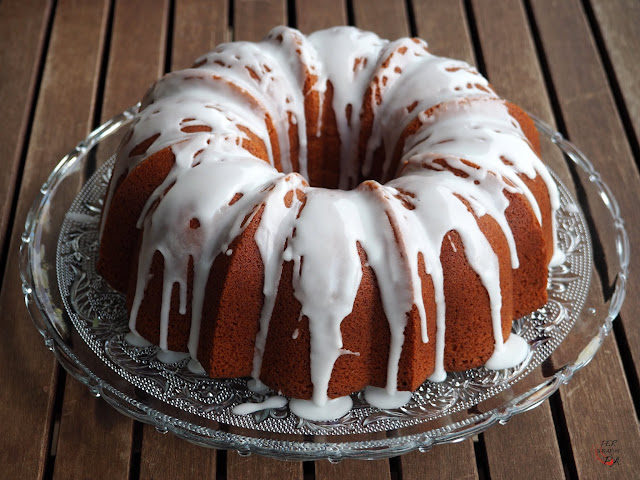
[101,0,169,120]
[233,0,286,41]
[0,0,110,478]
[352,0,409,38]
[227,451,303,479]
[0,0,52,272]
[483,406,566,480]
[470,0,572,192]
[412,0,475,64]
[400,441,479,480]
[51,2,168,478]
[471,0,554,121]
[529,0,640,477]
[316,458,391,480]
[173,0,229,70]
[139,426,218,480]
[536,0,640,381]
[295,0,347,32]
[52,377,134,480]
[589,0,640,154]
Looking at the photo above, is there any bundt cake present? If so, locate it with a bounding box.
[98,26,561,420]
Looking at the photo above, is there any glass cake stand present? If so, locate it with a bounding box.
[20,105,629,461]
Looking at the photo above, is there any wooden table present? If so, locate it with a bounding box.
[2,0,639,478]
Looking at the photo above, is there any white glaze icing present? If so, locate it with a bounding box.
[125,331,153,347]
[247,378,270,393]
[156,349,189,364]
[364,386,413,409]
[232,395,288,415]
[102,26,559,419]
[485,332,529,370]
[187,358,206,374]
[289,396,353,421]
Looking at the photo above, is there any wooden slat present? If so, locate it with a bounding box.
[560,335,638,478]
[412,0,475,64]
[295,0,347,32]
[469,1,568,478]
[400,441,479,480]
[51,1,168,478]
[139,428,217,480]
[227,451,302,479]
[582,0,640,378]
[529,0,640,477]
[0,0,52,270]
[0,0,110,478]
[53,378,133,480]
[352,0,409,39]
[483,407,566,480]
[471,0,555,122]
[101,0,169,120]
[172,0,229,70]
[316,458,391,480]
[588,0,640,154]
[233,0,286,42]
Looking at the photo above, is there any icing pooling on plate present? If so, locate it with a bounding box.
[102,26,559,421]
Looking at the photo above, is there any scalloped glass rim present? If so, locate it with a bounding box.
[20,105,629,461]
